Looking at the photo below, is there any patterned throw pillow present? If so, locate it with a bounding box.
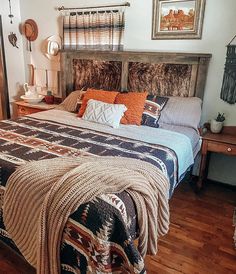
[141,95,169,128]
[82,99,127,128]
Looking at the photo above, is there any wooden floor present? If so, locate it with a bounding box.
[0,181,236,274]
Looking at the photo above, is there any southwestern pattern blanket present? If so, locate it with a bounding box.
[0,116,177,273]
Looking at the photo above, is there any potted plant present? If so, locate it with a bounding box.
[210,112,225,133]
[45,90,54,104]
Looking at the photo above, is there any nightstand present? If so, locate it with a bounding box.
[15,101,58,117]
[197,128,236,189]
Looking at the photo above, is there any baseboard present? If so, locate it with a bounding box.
[206,179,236,191]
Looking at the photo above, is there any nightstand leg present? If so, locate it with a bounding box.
[197,153,207,189]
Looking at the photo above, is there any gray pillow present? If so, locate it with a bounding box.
[158,96,202,131]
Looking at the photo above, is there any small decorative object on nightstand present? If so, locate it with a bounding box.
[210,112,225,133]
[21,83,44,104]
[197,127,236,189]
[15,100,58,117]
[44,90,55,104]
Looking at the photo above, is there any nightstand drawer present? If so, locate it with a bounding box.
[17,106,42,116]
[207,141,236,155]
[15,101,58,118]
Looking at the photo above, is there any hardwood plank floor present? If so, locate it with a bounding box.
[145,181,236,274]
[0,181,235,274]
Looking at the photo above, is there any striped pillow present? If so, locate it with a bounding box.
[56,89,85,112]
[76,91,86,112]
[141,95,169,128]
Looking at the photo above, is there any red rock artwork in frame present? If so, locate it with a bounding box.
[152,0,205,39]
[160,0,195,31]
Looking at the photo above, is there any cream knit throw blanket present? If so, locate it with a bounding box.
[3,156,169,274]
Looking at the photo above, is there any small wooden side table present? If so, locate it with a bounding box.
[15,101,58,117]
[197,128,236,189]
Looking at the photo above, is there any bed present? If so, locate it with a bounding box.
[0,50,211,273]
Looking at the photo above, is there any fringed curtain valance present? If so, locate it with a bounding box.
[221,37,236,104]
[63,10,125,50]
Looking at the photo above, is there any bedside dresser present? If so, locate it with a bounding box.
[15,101,58,117]
[197,128,236,189]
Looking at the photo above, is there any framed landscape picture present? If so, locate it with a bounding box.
[152,0,206,39]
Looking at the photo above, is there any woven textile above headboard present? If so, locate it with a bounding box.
[60,50,211,99]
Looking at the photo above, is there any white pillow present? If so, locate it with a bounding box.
[82,99,127,128]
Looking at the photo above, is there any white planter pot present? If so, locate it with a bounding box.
[210,119,223,133]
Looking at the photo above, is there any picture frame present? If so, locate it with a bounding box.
[152,0,206,39]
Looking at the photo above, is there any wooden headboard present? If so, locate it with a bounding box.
[60,50,211,99]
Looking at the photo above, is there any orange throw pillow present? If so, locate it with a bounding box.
[115,92,148,125]
[78,89,119,117]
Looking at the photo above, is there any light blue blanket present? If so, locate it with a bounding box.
[31,110,194,186]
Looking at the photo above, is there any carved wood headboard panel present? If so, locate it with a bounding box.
[60,50,211,99]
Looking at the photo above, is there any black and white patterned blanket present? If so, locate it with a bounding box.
[0,116,178,273]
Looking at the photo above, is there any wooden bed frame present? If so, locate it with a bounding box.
[1,50,213,274]
[60,50,212,99]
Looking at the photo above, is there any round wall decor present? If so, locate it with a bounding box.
[24,19,38,41]
[44,35,61,61]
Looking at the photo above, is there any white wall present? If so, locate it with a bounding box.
[19,0,123,77]
[0,0,25,113]
[19,0,236,124]
[124,0,236,185]
[18,0,236,185]
[126,0,236,126]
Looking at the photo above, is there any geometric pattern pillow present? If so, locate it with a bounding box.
[82,99,127,128]
[141,95,169,128]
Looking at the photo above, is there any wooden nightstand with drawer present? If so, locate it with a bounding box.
[197,128,236,189]
[15,101,58,117]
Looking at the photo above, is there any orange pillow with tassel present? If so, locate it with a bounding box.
[78,89,119,117]
[115,92,148,125]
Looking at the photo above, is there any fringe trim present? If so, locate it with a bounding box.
[221,72,236,104]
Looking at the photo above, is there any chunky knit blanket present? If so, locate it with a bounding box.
[3,156,169,274]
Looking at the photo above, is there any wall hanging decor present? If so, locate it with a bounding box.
[152,0,205,39]
[8,0,14,24]
[44,35,61,62]
[8,32,19,48]
[58,2,130,50]
[24,19,38,51]
[221,35,236,104]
